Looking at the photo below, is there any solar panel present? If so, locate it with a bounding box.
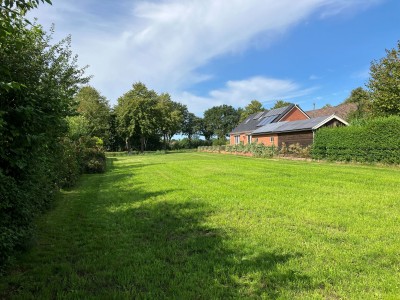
[256,115,276,126]
[253,112,264,119]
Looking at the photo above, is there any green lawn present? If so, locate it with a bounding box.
[1,153,400,299]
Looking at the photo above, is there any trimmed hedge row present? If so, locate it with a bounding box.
[312,116,400,164]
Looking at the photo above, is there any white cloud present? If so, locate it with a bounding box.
[29,0,381,111]
[174,76,316,116]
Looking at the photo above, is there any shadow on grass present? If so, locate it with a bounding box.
[104,200,313,299]
[94,159,314,298]
[1,157,314,299]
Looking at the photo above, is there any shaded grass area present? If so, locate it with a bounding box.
[1,153,400,298]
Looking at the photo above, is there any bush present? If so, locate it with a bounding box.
[82,148,106,173]
[312,116,400,164]
[171,138,212,150]
[212,138,228,146]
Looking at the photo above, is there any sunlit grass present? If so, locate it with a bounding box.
[1,153,399,299]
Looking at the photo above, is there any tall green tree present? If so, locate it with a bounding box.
[239,100,265,122]
[157,93,185,149]
[115,82,159,152]
[181,111,200,142]
[203,105,240,139]
[367,41,400,116]
[75,86,110,144]
[197,118,214,141]
[271,100,292,109]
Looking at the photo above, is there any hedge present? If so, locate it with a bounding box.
[312,116,400,164]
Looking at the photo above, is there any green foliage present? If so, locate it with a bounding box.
[344,87,371,121]
[212,138,228,146]
[197,117,214,141]
[312,116,400,164]
[157,93,185,148]
[239,100,265,122]
[270,100,292,109]
[203,105,240,139]
[200,142,311,159]
[367,41,400,116]
[181,111,200,141]
[0,18,89,270]
[115,82,162,152]
[66,115,91,140]
[172,138,211,150]
[75,86,111,145]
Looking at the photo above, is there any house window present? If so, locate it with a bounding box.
[247,135,252,144]
[270,137,274,144]
[234,135,240,144]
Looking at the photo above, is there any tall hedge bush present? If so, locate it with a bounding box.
[0,20,89,270]
[312,116,400,164]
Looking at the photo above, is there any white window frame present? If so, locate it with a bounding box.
[247,135,252,144]
[234,135,240,145]
[270,136,274,143]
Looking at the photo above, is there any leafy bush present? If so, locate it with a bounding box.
[212,138,228,146]
[200,142,311,159]
[312,116,400,164]
[0,21,89,270]
[82,148,106,173]
[171,138,211,150]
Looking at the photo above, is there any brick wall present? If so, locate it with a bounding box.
[280,106,309,122]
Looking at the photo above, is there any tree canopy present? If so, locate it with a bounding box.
[203,105,240,139]
[75,86,111,144]
[367,41,400,116]
[239,100,265,122]
[270,100,292,109]
[115,82,159,152]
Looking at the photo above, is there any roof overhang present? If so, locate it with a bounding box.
[311,114,348,130]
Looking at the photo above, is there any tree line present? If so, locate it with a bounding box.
[75,84,295,152]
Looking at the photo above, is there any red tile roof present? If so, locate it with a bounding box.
[306,103,357,121]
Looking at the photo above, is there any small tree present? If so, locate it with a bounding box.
[344,87,371,121]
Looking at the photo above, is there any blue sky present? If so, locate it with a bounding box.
[30,0,400,115]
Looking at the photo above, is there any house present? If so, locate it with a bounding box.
[229,104,309,145]
[252,115,348,147]
[230,104,348,147]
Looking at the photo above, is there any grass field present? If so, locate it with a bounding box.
[1,153,400,299]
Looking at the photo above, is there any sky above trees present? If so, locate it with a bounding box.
[30,0,399,115]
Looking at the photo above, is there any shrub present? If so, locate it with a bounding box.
[212,138,228,146]
[312,116,400,164]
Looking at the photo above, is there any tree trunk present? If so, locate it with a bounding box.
[140,136,145,153]
[125,137,130,151]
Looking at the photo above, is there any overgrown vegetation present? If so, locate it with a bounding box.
[198,142,311,158]
[1,153,399,298]
[312,116,400,164]
[0,2,107,270]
